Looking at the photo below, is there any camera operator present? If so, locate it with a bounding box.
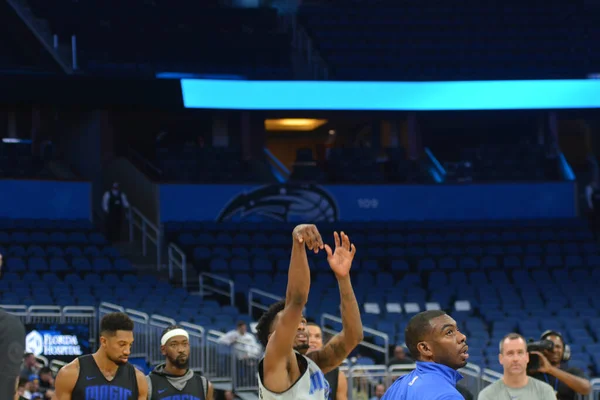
[528,330,591,399]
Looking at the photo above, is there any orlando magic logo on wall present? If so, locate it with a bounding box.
[217,183,339,223]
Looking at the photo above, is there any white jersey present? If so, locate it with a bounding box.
[258,351,330,400]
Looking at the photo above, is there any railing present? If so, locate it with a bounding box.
[230,342,262,393]
[5,0,74,74]
[168,243,188,289]
[321,313,390,367]
[49,359,67,375]
[458,363,482,396]
[128,206,162,271]
[263,147,290,183]
[199,273,235,306]
[591,378,600,400]
[128,146,163,179]
[4,303,599,399]
[0,304,97,353]
[128,206,161,266]
[205,329,261,394]
[62,306,98,350]
[248,288,283,317]
[205,330,233,383]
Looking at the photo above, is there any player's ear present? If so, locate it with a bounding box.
[160,345,167,356]
[417,341,432,359]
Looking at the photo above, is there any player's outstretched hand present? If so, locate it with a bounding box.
[293,224,324,253]
[324,231,356,279]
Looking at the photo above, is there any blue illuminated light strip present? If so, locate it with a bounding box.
[180,79,600,111]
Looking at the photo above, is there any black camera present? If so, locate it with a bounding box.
[527,339,554,372]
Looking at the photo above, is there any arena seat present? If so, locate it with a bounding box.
[25,0,292,79]
[168,218,600,373]
[0,218,254,332]
[298,0,599,81]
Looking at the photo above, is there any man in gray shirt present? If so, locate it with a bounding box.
[478,333,556,400]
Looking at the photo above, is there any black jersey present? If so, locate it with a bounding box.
[72,354,139,400]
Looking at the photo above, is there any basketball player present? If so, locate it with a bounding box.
[0,252,26,400]
[53,312,148,399]
[255,226,363,399]
[146,325,213,400]
[307,323,348,400]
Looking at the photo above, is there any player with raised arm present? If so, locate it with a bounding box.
[53,312,148,400]
[255,226,363,400]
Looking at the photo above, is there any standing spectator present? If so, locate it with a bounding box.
[20,355,40,380]
[369,384,385,400]
[102,182,129,243]
[217,321,261,359]
[586,176,600,239]
[388,346,414,366]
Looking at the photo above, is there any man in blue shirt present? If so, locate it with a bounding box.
[382,310,469,400]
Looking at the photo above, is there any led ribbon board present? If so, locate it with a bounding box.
[181,79,600,110]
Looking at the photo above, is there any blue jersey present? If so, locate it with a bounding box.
[382,362,463,400]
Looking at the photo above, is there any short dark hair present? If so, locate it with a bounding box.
[100,312,134,336]
[236,321,247,328]
[256,299,286,347]
[161,325,183,338]
[39,367,52,376]
[405,310,446,360]
[499,332,526,354]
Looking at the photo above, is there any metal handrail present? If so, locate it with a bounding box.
[264,148,290,181]
[248,288,283,316]
[168,243,188,289]
[199,273,234,306]
[321,312,390,367]
[128,206,162,271]
[4,303,599,399]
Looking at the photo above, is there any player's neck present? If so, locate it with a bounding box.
[93,351,120,374]
[164,363,187,377]
[503,374,528,388]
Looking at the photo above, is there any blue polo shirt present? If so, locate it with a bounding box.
[382,361,464,400]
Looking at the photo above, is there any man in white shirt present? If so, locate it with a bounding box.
[478,333,556,400]
[218,321,261,359]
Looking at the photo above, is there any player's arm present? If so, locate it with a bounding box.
[337,370,348,400]
[135,369,149,400]
[52,360,79,400]
[206,381,214,400]
[263,225,322,389]
[308,232,363,374]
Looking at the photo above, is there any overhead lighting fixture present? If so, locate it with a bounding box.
[265,118,328,131]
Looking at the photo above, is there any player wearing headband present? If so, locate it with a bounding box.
[146,325,213,400]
